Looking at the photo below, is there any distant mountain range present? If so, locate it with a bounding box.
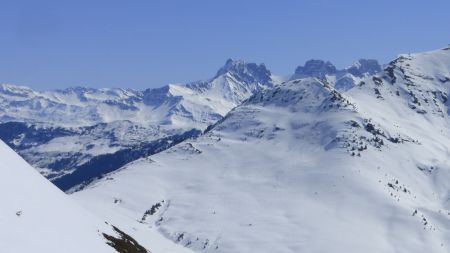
[3,46,450,252]
[0,57,380,190]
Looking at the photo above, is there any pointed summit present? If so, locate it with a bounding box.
[215,59,272,85]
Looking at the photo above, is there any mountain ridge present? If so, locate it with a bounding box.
[0,59,276,190]
[72,46,450,253]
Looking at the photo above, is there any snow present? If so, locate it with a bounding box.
[73,47,450,253]
[0,59,272,130]
[0,59,273,181]
[0,140,118,252]
[3,46,450,252]
[0,139,198,252]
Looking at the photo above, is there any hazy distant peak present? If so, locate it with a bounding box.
[215,59,272,85]
[346,59,381,77]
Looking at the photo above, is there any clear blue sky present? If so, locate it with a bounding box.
[1,0,449,90]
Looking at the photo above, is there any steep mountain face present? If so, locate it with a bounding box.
[73,47,450,253]
[142,59,272,128]
[0,59,272,190]
[291,58,382,91]
[0,139,153,253]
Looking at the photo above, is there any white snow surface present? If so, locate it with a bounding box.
[73,47,450,253]
[0,139,197,253]
[0,140,118,252]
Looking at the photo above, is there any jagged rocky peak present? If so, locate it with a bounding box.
[293,59,381,80]
[290,58,382,91]
[346,59,381,77]
[293,59,337,79]
[215,58,272,85]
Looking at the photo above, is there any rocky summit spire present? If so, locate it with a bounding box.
[293,60,337,79]
[215,59,272,86]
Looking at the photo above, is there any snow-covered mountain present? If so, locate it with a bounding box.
[0,59,273,190]
[0,59,272,128]
[291,58,381,91]
[73,46,450,253]
[142,59,273,128]
[0,56,378,191]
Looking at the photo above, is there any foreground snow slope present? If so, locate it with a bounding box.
[0,140,120,252]
[0,139,197,253]
[73,47,450,253]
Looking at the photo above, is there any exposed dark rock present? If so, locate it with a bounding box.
[103,226,149,253]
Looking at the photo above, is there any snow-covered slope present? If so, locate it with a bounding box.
[1,138,201,252]
[0,139,152,252]
[73,47,450,253]
[0,59,272,189]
